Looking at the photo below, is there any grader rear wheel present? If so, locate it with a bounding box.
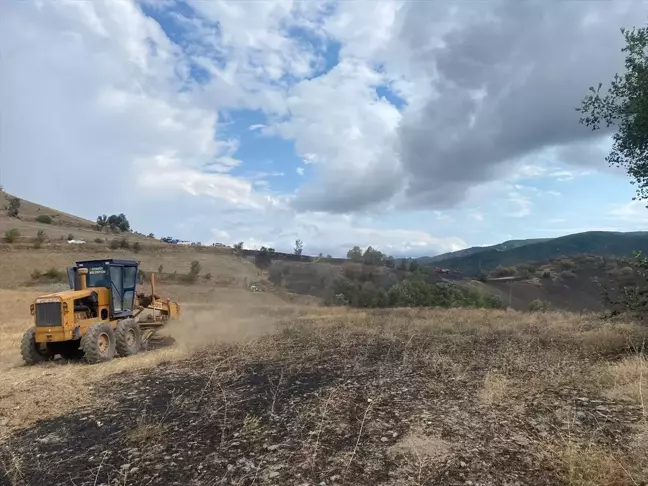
[81,323,116,363]
[115,319,142,357]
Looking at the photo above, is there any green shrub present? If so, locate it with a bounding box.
[35,214,52,224]
[528,299,550,312]
[109,238,120,250]
[557,258,577,271]
[492,265,516,278]
[4,228,21,243]
[326,277,506,310]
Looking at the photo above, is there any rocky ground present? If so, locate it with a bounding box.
[2,309,647,486]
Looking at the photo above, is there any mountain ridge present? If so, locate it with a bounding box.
[421,230,648,275]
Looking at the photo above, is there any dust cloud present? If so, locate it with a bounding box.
[160,303,281,350]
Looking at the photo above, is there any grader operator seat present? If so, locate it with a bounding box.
[67,259,140,318]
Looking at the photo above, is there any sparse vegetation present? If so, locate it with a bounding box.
[528,298,550,312]
[7,197,20,217]
[32,230,47,249]
[30,267,66,282]
[67,233,74,241]
[34,214,52,224]
[4,228,21,243]
[132,241,142,253]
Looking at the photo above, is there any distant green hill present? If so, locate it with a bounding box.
[423,231,648,275]
[418,238,549,265]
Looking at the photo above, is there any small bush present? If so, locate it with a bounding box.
[7,197,20,217]
[204,272,212,280]
[35,214,53,224]
[67,233,74,241]
[109,239,120,250]
[158,264,164,274]
[189,260,201,276]
[119,237,130,249]
[557,258,577,271]
[32,267,65,282]
[541,270,551,279]
[528,299,550,312]
[492,265,516,278]
[132,242,142,253]
[33,230,47,248]
[94,237,104,244]
[4,228,21,243]
[44,268,65,280]
[559,270,577,280]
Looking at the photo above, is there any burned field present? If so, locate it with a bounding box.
[2,308,648,486]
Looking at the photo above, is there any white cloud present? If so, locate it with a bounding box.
[607,200,648,223]
[2,0,642,259]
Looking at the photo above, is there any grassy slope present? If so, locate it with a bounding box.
[0,191,166,244]
[428,231,648,275]
[0,191,265,288]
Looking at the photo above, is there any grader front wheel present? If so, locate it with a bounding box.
[20,328,54,365]
[81,323,116,363]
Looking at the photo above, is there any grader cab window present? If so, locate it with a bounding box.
[87,266,110,288]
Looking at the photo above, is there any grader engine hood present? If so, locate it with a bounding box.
[31,290,99,326]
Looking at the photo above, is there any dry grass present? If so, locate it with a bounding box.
[2,286,648,484]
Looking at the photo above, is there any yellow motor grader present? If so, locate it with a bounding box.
[20,259,180,365]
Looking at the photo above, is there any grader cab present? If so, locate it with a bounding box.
[21,259,180,365]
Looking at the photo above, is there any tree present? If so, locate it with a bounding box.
[398,258,408,271]
[385,256,396,268]
[233,242,244,254]
[409,259,420,273]
[347,246,363,262]
[106,213,130,232]
[577,26,648,201]
[254,246,274,269]
[294,239,303,256]
[7,197,20,217]
[363,246,385,266]
[96,215,108,230]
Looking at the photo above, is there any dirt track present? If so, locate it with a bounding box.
[3,309,647,486]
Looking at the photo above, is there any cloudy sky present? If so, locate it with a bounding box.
[2,0,648,257]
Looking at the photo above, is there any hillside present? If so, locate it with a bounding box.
[418,238,550,264]
[427,231,648,275]
[0,191,163,245]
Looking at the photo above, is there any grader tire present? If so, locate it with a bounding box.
[20,327,54,365]
[115,319,142,357]
[81,323,116,363]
